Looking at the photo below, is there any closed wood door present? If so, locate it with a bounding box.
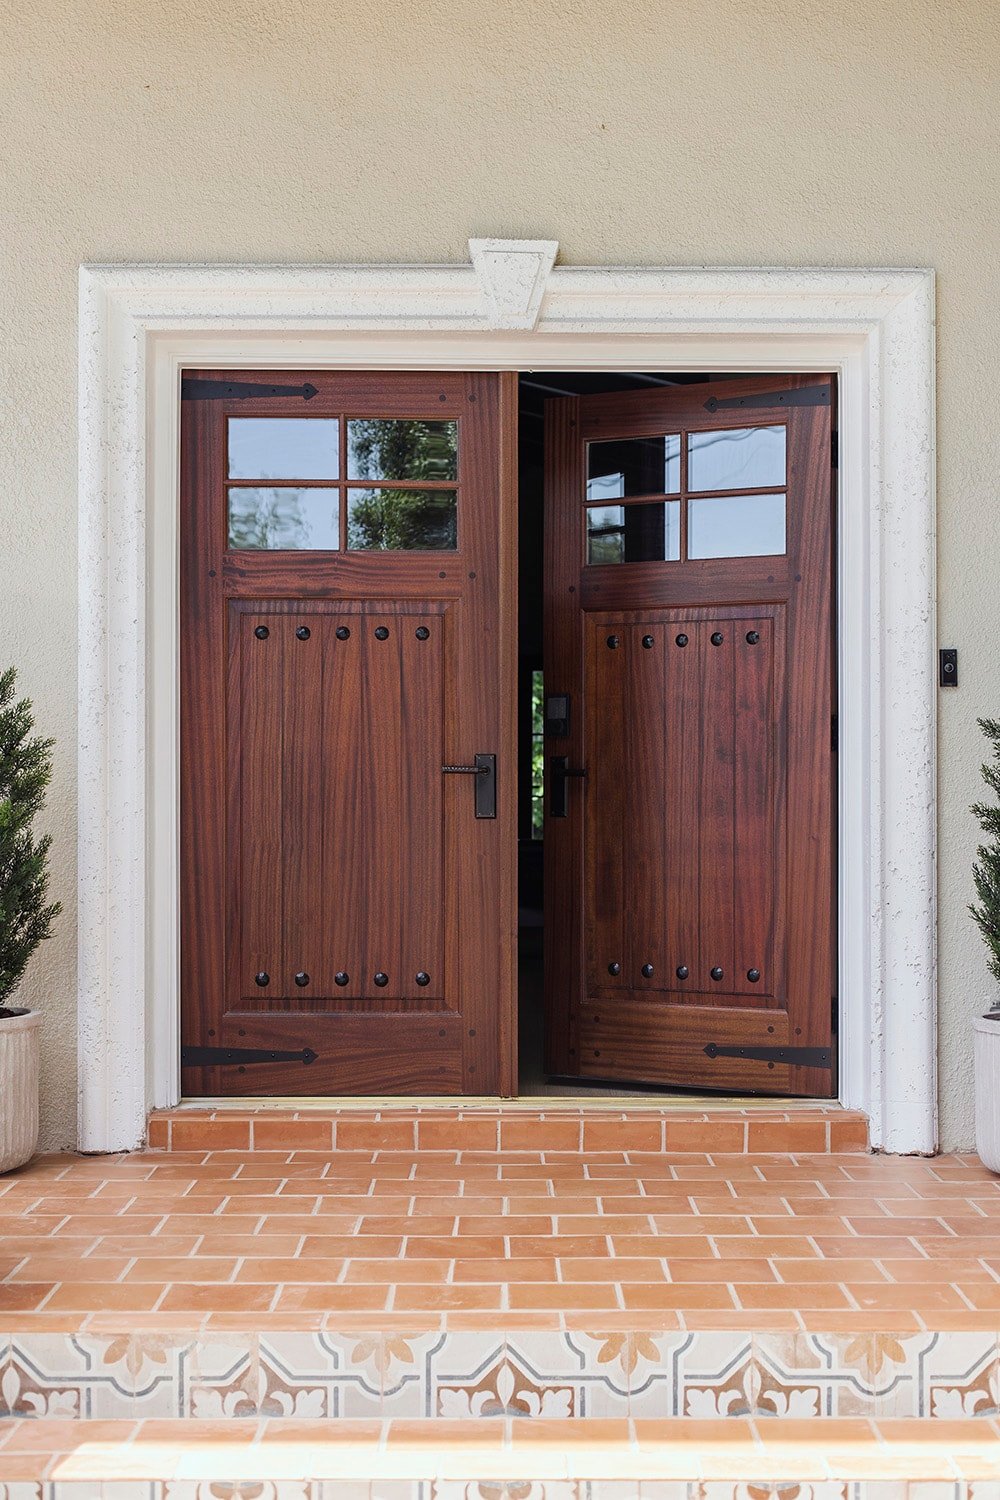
[181,370,517,1097]
[543,375,836,1096]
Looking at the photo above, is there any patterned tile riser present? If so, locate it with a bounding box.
[4,1484,1000,1499]
[1,1330,998,1422]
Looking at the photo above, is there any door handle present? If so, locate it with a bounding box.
[441,752,496,818]
[549,755,587,819]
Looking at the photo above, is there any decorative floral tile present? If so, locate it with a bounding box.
[429,1487,580,1500]
[379,1329,455,1418]
[3,1333,135,1419]
[127,1334,259,1420]
[622,1331,754,1419]
[689,1488,853,1500]
[259,1329,382,1419]
[505,1331,629,1420]
[0,1486,43,1500]
[917,1332,1000,1420]
[159,1485,315,1500]
[753,1332,926,1419]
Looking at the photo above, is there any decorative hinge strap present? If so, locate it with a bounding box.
[704,385,831,412]
[181,378,318,402]
[181,1044,318,1066]
[703,1042,832,1068]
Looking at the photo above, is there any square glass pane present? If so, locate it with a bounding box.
[688,425,786,492]
[586,501,681,564]
[347,419,458,482]
[688,492,786,559]
[227,418,339,480]
[347,488,457,550]
[586,434,680,501]
[228,487,339,550]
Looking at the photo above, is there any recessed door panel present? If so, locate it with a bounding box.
[544,375,835,1096]
[182,370,516,1097]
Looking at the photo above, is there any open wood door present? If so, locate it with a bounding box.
[543,375,836,1096]
[180,370,517,1097]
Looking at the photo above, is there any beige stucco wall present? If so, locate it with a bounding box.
[2,0,998,1152]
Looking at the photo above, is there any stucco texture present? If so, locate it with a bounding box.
[1,0,998,1151]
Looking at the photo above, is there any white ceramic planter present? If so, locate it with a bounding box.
[973,1011,1000,1174]
[0,1009,41,1173]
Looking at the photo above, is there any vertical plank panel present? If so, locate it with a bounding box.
[362,612,405,997]
[281,614,325,1002]
[627,620,668,991]
[237,613,286,1001]
[584,617,627,993]
[697,619,735,993]
[399,612,444,996]
[665,618,701,997]
[321,608,365,999]
[730,613,776,1000]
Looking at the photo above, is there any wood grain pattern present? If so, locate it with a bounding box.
[544,375,835,1097]
[180,370,516,1097]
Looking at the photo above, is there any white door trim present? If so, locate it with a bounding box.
[77,243,936,1154]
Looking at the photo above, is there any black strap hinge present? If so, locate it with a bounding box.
[704,1042,832,1069]
[182,378,319,402]
[704,385,831,413]
[182,1044,318,1067]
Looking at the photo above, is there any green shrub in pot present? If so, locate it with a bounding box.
[0,668,60,1172]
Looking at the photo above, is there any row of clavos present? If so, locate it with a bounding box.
[606,629,762,649]
[252,970,432,988]
[252,624,431,641]
[606,961,761,983]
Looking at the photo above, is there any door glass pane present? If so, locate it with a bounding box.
[586,435,680,500]
[688,492,786,559]
[228,487,340,549]
[347,488,458,550]
[586,501,681,564]
[347,419,458,482]
[227,418,339,480]
[688,425,785,492]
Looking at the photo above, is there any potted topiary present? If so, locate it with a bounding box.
[0,668,60,1173]
[971,718,1000,1173]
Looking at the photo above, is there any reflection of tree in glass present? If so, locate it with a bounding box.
[229,489,310,549]
[348,419,457,483]
[347,420,458,551]
[348,489,457,551]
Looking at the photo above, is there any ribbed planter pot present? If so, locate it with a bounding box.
[0,1008,41,1173]
[974,1011,1000,1174]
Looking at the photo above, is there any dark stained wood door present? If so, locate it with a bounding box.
[544,375,836,1096]
[181,370,517,1097]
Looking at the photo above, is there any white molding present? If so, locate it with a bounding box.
[78,244,936,1154]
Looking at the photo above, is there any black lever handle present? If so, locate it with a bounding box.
[441,752,496,818]
[549,755,587,819]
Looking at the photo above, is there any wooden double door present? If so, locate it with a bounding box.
[543,375,837,1096]
[180,370,517,1097]
[180,369,835,1098]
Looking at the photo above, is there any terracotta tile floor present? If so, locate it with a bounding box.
[1,1146,998,1332]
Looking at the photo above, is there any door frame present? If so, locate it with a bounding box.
[78,243,936,1154]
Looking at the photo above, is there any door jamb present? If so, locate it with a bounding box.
[78,245,936,1154]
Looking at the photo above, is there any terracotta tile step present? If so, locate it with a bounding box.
[2,1415,1000,1487]
[147,1105,869,1154]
